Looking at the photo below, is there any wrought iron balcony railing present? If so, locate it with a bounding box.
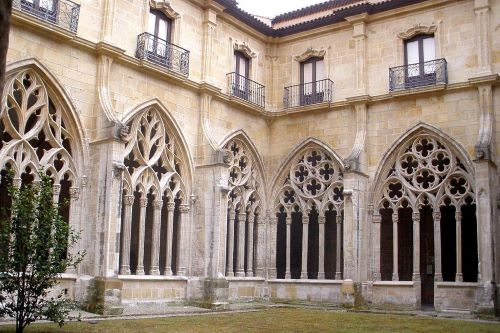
[136,32,190,77]
[14,0,80,33]
[389,58,447,91]
[284,79,333,108]
[227,72,265,108]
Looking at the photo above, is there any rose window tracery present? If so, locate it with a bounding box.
[276,148,344,213]
[377,135,474,210]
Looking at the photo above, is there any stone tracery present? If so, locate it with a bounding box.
[273,146,344,280]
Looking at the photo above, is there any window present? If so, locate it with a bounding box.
[147,10,172,64]
[234,51,250,99]
[300,57,325,105]
[21,0,57,23]
[404,35,436,88]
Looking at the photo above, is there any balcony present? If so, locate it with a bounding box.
[136,32,190,77]
[389,58,447,91]
[284,79,333,109]
[227,72,265,108]
[14,0,80,33]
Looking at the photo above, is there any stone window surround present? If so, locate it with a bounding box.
[395,22,443,67]
[291,48,330,86]
[145,0,181,46]
[229,39,259,83]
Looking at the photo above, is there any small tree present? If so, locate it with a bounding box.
[0,172,85,333]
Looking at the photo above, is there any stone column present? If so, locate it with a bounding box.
[285,215,292,279]
[300,214,309,279]
[246,213,255,277]
[412,212,421,281]
[136,197,148,275]
[433,211,443,282]
[226,210,235,277]
[119,194,134,275]
[372,214,382,281]
[455,210,463,282]
[52,184,61,204]
[177,204,190,276]
[345,13,368,95]
[164,202,175,276]
[268,215,278,279]
[317,215,326,279]
[392,212,399,281]
[149,199,163,275]
[474,0,492,75]
[335,213,343,280]
[236,212,247,277]
[66,187,81,274]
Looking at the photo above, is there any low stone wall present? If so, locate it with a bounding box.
[435,282,479,312]
[227,277,267,302]
[268,279,343,304]
[370,281,417,309]
[119,275,188,306]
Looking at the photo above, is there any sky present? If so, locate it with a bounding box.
[236,0,327,18]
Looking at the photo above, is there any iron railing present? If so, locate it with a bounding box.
[389,58,447,91]
[14,0,80,33]
[284,79,333,108]
[136,32,190,77]
[227,72,265,108]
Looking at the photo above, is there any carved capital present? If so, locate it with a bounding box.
[139,198,148,208]
[392,213,399,223]
[248,214,255,224]
[238,213,247,221]
[294,48,326,62]
[153,200,163,210]
[336,214,342,224]
[118,124,130,141]
[69,187,80,200]
[124,195,135,206]
[12,178,22,189]
[318,216,326,224]
[81,176,88,187]
[285,216,292,225]
[372,214,382,224]
[432,211,441,220]
[166,202,175,211]
[474,144,491,161]
[179,204,190,213]
[113,162,126,179]
[412,212,420,222]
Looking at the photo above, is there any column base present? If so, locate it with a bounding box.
[412,273,421,282]
[300,272,308,279]
[164,268,173,276]
[434,273,443,282]
[372,272,381,281]
[235,270,245,277]
[285,272,291,279]
[317,272,325,279]
[226,271,234,277]
[150,267,160,275]
[455,273,463,282]
[335,272,342,280]
[268,268,277,279]
[245,271,254,278]
[119,266,130,275]
[136,267,145,275]
[177,267,187,276]
[392,273,399,281]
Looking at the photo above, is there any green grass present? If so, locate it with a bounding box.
[0,308,498,333]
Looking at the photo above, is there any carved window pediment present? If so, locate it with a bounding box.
[150,0,180,19]
[233,41,257,59]
[397,23,437,40]
[294,48,326,62]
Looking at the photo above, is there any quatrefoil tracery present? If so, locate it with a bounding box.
[277,148,344,214]
[0,70,78,185]
[378,135,474,210]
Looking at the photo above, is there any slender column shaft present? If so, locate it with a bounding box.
[412,212,421,281]
[269,216,278,279]
[163,202,175,276]
[119,195,134,275]
[246,214,255,277]
[136,197,148,275]
[150,199,163,275]
[300,215,309,279]
[66,187,81,274]
[236,212,247,277]
[455,210,463,282]
[372,214,382,281]
[317,215,325,279]
[433,211,443,282]
[52,184,61,204]
[335,213,343,280]
[176,204,189,276]
[392,212,399,281]
[226,210,235,277]
[285,215,292,279]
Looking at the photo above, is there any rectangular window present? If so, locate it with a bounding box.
[300,57,325,105]
[234,52,250,99]
[147,10,172,65]
[404,35,436,87]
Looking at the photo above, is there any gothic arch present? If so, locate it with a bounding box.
[221,130,266,278]
[4,58,89,177]
[270,137,344,214]
[371,122,475,211]
[123,99,194,196]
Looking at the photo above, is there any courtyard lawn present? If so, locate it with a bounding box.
[0,308,498,333]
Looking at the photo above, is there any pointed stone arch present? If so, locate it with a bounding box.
[220,129,266,278]
[270,138,345,280]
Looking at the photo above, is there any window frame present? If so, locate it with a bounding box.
[299,57,325,106]
[233,51,250,99]
[403,34,436,88]
[147,9,173,67]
